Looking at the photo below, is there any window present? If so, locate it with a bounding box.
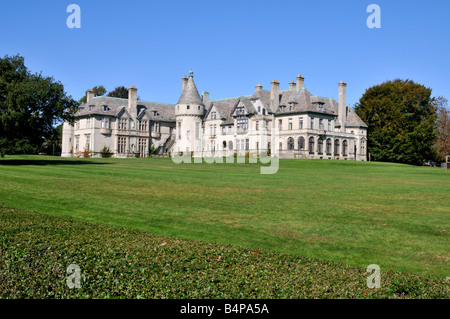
[279,142,283,151]
[361,139,365,155]
[86,118,91,128]
[334,139,340,156]
[195,122,200,139]
[256,121,259,131]
[262,108,266,115]
[228,141,233,151]
[119,118,127,130]
[310,118,314,129]
[153,122,160,133]
[211,111,217,120]
[298,136,305,150]
[288,118,293,130]
[237,118,248,130]
[75,120,80,130]
[118,137,127,154]
[343,140,348,156]
[299,118,303,129]
[328,120,331,131]
[138,120,148,131]
[245,139,249,150]
[278,119,282,131]
[319,119,324,130]
[138,138,147,157]
[326,138,332,155]
[85,135,90,151]
[177,122,181,139]
[89,105,94,112]
[75,136,80,152]
[223,141,227,149]
[309,137,314,154]
[187,105,190,110]
[103,105,109,112]
[317,138,324,154]
[258,106,261,113]
[288,137,294,150]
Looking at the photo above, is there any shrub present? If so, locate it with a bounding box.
[100,146,113,158]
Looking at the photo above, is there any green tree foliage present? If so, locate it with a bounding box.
[107,86,129,99]
[0,54,77,157]
[355,79,437,164]
[78,85,106,104]
[433,96,450,161]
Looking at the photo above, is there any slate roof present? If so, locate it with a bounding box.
[75,96,175,122]
[75,79,367,128]
[177,75,204,105]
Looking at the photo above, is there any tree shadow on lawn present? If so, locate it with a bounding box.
[0,159,110,166]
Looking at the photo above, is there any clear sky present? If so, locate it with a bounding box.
[1,0,449,107]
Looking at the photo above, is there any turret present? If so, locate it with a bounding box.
[174,71,205,156]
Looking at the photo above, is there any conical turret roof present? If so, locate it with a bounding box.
[177,71,204,105]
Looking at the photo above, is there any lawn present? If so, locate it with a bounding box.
[1,206,448,298]
[0,155,448,278]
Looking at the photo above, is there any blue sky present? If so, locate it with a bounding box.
[1,0,449,107]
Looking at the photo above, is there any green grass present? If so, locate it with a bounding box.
[1,206,448,298]
[0,155,448,279]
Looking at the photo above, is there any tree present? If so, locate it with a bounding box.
[354,79,437,165]
[0,54,77,157]
[78,85,106,104]
[107,86,129,99]
[433,96,450,161]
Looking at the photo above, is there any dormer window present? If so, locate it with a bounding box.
[89,105,94,111]
[153,111,159,116]
[102,105,109,112]
[211,111,217,120]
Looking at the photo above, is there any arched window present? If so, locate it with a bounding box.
[287,137,294,150]
[317,138,324,154]
[326,138,332,155]
[262,108,266,115]
[228,141,233,150]
[334,139,340,155]
[343,140,348,156]
[223,141,227,149]
[309,137,314,154]
[298,136,305,150]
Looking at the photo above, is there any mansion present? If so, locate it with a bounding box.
[61,72,368,161]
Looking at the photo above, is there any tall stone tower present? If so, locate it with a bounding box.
[174,71,205,156]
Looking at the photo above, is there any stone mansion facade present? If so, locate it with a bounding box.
[61,72,368,161]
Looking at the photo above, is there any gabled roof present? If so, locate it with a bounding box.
[177,74,203,105]
[75,96,175,121]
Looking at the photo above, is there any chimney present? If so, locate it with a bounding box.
[128,86,138,119]
[255,84,263,93]
[86,89,95,103]
[338,81,347,131]
[289,80,296,90]
[270,80,280,112]
[202,91,209,104]
[182,76,188,91]
[296,75,304,91]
